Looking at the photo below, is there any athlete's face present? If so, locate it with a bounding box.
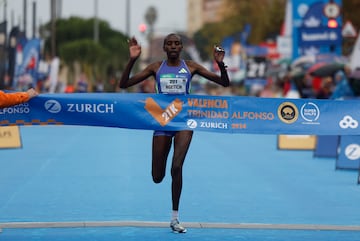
[163,35,183,59]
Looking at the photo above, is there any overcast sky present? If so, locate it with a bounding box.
[2,0,187,44]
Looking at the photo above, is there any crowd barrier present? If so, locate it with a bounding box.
[314,135,339,158]
[336,135,360,170]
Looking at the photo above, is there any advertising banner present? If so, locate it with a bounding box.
[314,135,339,157]
[1,93,360,136]
[13,38,41,90]
[336,135,360,170]
[291,0,342,58]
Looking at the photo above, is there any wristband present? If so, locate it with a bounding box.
[218,62,228,70]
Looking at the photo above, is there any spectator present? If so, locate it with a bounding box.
[75,73,89,93]
[0,88,38,108]
[316,77,333,99]
[330,71,354,100]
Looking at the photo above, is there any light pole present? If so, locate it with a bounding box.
[2,0,6,22]
[23,0,27,36]
[126,0,130,36]
[145,6,157,62]
[32,1,36,38]
[94,0,99,43]
[50,0,56,57]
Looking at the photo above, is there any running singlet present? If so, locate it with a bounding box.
[155,60,192,94]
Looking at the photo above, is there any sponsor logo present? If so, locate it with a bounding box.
[187,119,197,129]
[200,121,228,129]
[339,115,358,129]
[277,102,298,124]
[67,103,114,113]
[178,68,188,74]
[302,31,338,41]
[345,144,360,160]
[300,102,320,124]
[45,100,62,113]
[144,97,183,126]
[304,16,321,28]
[45,100,115,114]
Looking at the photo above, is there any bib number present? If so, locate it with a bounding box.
[160,77,187,94]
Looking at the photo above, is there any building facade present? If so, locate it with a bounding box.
[187,0,224,36]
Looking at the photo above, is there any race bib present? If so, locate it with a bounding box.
[159,74,187,94]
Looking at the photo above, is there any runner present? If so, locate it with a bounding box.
[119,33,230,233]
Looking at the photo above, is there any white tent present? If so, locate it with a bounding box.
[349,31,360,72]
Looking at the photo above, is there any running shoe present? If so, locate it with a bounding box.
[170,219,187,233]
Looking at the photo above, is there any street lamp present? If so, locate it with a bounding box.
[145,6,157,62]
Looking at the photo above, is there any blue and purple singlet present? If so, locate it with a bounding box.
[155,60,192,94]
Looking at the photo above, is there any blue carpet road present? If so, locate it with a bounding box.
[0,126,359,240]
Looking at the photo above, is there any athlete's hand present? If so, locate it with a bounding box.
[128,37,141,60]
[26,88,39,99]
[213,45,225,63]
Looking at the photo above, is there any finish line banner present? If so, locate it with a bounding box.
[0,93,359,135]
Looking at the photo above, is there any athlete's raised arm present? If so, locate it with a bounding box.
[119,37,157,88]
[186,46,230,87]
